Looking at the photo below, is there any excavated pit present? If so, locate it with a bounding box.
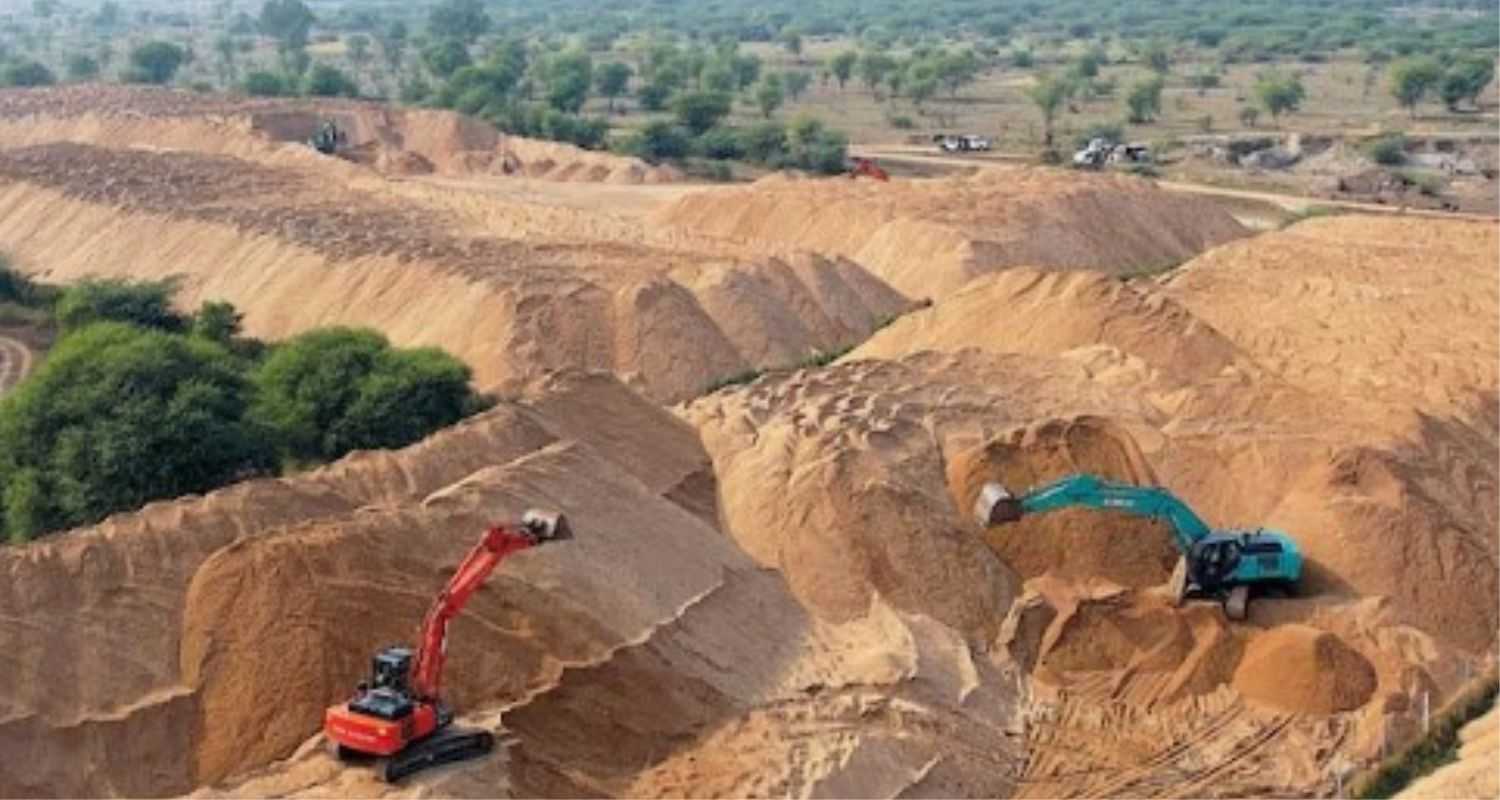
[0,85,1495,798]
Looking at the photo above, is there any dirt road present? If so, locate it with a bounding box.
[0,334,32,395]
[849,146,1500,223]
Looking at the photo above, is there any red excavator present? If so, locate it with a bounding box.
[324,510,573,782]
[848,156,890,181]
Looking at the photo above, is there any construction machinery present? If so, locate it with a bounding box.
[308,120,346,155]
[848,157,890,181]
[323,510,573,782]
[1073,138,1152,169]
[973,474,1302,620]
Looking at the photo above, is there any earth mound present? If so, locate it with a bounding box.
[1233,625,1378,713]
[652,167,1248,299]
[0,143,909,403]
[0,85,677,183]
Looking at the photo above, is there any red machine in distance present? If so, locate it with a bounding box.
[323,510,572,782]
[848,156,890,181]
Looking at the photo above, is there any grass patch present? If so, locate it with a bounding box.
[1118,258,1187,281]
[1352,672,1498,799]
[702,367,765,394]
[1279,204,1347,229]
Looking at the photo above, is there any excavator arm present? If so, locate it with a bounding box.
[975,473,1211,553]
[410,511,571,701]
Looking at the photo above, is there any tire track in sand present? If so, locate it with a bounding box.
[0,335,34,395]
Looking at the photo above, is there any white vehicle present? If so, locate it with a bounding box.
[936,134,993,153]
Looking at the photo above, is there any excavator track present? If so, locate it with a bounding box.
[380,728,495,783]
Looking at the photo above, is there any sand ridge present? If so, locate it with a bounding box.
[652,166,1250,299]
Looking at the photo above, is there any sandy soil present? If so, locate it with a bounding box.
[653,167,1249,300]
[0,87,1495,800]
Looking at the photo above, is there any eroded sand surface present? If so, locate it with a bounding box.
[0,86,1494,798]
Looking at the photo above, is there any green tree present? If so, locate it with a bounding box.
[909,75,938,108]
[192,301,243,344]
[1238,105,1261,128]
[250,327,476,463]
[783,70,812,101]
[858,52,897,96]
[731,53,761,90]
[936,50,981,98]
[700,58,734,93]
[595,61,632,112]
[671,90,732,135]
[1255,72,1307,123]
[1439,55,1494,111]
[1027,73,1069,149]
[544,50,593,113]
[422,39,472,79]
[780,28,803,58]
[1126,75,1166,123]
[0,323,274,541]
[628,120,691,160]
[124,41,187,84]
[1,60,55,87]
[242,70,292,96]
[305,63,358,97]
[756,73,786,117]
[637,82,671,111]
[1012,49,1035,68]
[427,0,490,46]
[66,53,100,81]
[829,50,857,90]
[1389,57,1443,118]
[258,0,315,72]
[55,279,186,333]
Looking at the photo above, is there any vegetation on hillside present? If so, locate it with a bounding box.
[0,0,1492,166]
[0,273,488,543]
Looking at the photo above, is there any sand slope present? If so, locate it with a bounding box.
[0,372,1028,798]
[653,168,1249,299]
[0,85,678,183]
[0,144,909,403]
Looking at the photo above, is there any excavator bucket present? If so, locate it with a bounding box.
[521,509,573,543]
[973,482,1025,526]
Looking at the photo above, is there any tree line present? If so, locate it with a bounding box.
[0,268,487,543]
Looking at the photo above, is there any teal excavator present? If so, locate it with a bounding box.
[973,474,1303,620]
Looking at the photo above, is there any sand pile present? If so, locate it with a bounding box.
[652,167,1248,299]
[0,370,1029,798]
[0,86,675,184]
[945,418,1178,588]
[0,143,909,403]
[1233,625,1378,713]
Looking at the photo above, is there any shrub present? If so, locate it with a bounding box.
[0,60,56,87]
[626,120,692,161]
[889,114,915,129]
[242,70,293,97]
[250,327,480,464]
[696,126,745,160]
[55,279,187,333]
[305,63,359,97]
[125,41,187,84]
[0,323,275,541]
[1365,133,1407,166]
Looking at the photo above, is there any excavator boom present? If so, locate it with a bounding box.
[972,473,1302,619]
